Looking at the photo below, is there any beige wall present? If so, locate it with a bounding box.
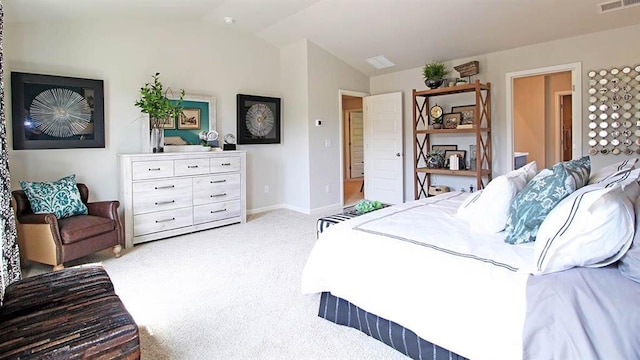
[371,23,640,200]
[5,19,282,213]
[514,76,545,169]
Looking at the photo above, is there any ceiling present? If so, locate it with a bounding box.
[4,0,640,76]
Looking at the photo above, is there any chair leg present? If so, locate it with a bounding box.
[113,244,122,258]
[53,264,64,271]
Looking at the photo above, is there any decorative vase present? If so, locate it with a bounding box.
[150,127,164,153]
[432,123,442,129]
[426,156,443,169]
[425,79,443,89]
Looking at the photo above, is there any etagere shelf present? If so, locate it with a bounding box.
[413,80,492,199]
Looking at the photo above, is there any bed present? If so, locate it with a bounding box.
[302,160,640,360]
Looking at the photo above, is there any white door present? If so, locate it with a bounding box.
[349,111,364,178]
[363,92,403,204]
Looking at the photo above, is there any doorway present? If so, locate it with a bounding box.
[506,62,582,171]
[340,92,367,207]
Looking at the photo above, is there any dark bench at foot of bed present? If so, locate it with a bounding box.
[319,292,467,360]
[0,265,140,359]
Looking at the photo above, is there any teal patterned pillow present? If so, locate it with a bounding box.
[505,156,590,244]
[20,174,88,219]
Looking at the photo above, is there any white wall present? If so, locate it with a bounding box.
[306,41,369,211]
[280,40,310,212]
[5,19,282,211]
[371,23,640,201]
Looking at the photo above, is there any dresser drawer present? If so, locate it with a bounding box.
[133,207,193,236]
[192,174,241,205]
[210,156,241,173]
[132,178,192,214]
[193,200,241,225]
[132,160,174,180]
[175,158,209,176]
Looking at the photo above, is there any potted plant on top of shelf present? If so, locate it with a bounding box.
[135,72,185,153]
[422,61,450,89]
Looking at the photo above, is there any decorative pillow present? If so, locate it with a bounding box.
[20,174,88,219]
[589,158,638,184]
[520,161,538,182]
[534,181,637,274]
[619,190,640,283]
[455,190,483,221]
[505,156,591,244]
[468,170,528,234]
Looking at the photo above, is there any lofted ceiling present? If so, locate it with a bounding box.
[4,0,640,76]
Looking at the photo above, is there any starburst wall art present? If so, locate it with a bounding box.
[236,94,281,144]
[11,72,105,149]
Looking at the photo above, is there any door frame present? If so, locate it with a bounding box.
[505,62,582,170]
[339,90,369,207]
[555,91,573,162]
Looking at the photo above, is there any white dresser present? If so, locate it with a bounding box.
[118,151,246,247]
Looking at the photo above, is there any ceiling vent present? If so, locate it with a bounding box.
[365,55,395,70]
[598,0,640,13]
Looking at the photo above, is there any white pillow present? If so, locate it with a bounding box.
[455,190,483,221]
[520,161,537,182]
[589,158,638,184]
[533,181,637,275]
[465,169,528,234]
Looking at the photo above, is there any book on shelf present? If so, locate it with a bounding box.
[456,124,474,129]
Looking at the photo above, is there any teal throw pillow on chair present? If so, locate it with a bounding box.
[505,156,590,245]
[20,174,89,219]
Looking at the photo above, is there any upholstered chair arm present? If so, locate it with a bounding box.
[86,201,120,220]
[16,213,59,225]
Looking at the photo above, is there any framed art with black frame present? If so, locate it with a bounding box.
[11,72,105,150]
[236,94,281,144]
[451,105,475,125]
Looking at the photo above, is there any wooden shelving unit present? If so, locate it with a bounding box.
[413,80,492,199]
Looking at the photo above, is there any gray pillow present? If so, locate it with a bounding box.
[618,191,640,283]
[505,156,590,245]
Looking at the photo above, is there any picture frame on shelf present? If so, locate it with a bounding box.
[237,94,281,144]
[444,150,467,169]
[10,72,105,150]
[431,144,457,152]
[451,105,475,125]
[177,108,201,129]
[442,113,461,129]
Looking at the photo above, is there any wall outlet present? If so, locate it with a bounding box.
[264,185,270,193]
[325,139,331,147]
[325,184,331,193]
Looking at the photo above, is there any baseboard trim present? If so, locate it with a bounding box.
[247,204,285,215]
[248,203,343,216]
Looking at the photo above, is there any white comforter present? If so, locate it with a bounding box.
[302,192,535,360]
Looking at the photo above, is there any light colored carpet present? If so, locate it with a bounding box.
[23,210,408,360]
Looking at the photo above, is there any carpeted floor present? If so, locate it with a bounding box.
[23,209,408,360]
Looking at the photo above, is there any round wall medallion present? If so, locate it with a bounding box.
[599,69,608,76]
[611,68,620,75]
[622,66,631,74]
[612,148,621,155]
[588,139,597,146]
[589,147,598,155]
[245,103,275,137]
[588,70,597,77]
[29,88,91,138]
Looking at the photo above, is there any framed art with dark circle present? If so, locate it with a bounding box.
[11,72,105,150]
[236,94,281,144]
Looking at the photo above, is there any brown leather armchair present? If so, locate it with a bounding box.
[12,183,123,271]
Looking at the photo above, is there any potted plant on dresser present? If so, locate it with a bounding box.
[422,61,450,89]
[135,72,185,153]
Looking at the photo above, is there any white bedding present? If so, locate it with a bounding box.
[302,192,535,360]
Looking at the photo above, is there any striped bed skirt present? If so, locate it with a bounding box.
[318,292,467,360]
[316,212,361,238]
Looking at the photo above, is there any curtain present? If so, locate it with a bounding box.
[0,2,22,301]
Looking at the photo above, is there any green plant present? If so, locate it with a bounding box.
[426,149,445,168]
[134,72,185,128]
[354,199,384,214]
[422,61,450,80]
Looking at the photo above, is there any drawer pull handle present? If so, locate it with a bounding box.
[210,209,227,214]
[155,200,176,205]
[221,163,231,166]
[148,168,161,171]
[187,165,199,169]
[210,193,227,198]
[154,185,175,190]
[211,180,227,184]
[155,217,175,223]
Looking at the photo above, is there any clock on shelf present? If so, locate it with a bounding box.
[430,104,443,128]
